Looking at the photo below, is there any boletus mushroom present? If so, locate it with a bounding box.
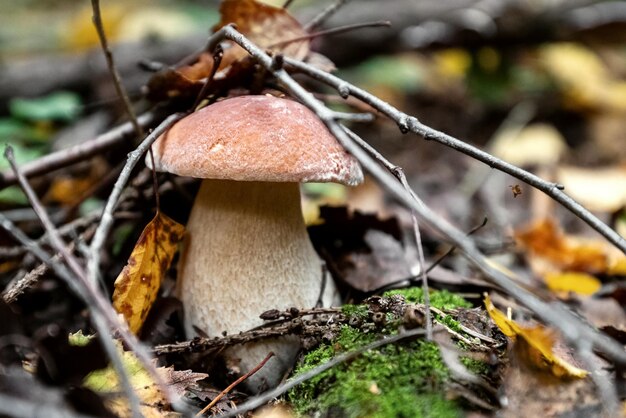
[149,95,363,391]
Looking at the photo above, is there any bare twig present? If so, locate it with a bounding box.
[91,0,165,214]
[284,57,626,255]
[87,113,183,288]
[304,0,352,31]
[205,26,626,365]
[216,327,431,418]
[192,45,224,111]
[0,112,156,189]
[269,20,391,48]
[196,352,275,416]
[4,146,144,418]
[91,0,142,138]
[342,127,432,338]
[3,264,47,303]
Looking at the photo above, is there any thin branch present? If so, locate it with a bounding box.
[91,0,165,214]
[87,113,183,289]
[304,0,352,31]
[342,127,432,338]
[196,352,275,416]
[216,327,430,418]
[205,26,626,366]
[192,45,224,111]
[0,112,156,190]
[4,146,144,418]
[283,57,626,255]
[269,20,391,48]
[91,0,142,138]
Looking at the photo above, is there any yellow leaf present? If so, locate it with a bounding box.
[113,211,185,334]
[484,295,587,378]
[540,43,626,112]
[544,272,601,296]
[433,48,471,78]
[84,341,205,418]
[63,4,126,51]
[45,176,94,205]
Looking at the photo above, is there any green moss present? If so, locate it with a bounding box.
[439,315,463,333]
[289,326,461,418]
[341,304,370,320]
[461,357,491,376]
[287,289,479,417]
[384,288,471,310]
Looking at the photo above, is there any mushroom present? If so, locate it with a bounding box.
[149,95,363,391]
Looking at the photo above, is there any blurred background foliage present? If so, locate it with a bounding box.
[0,0,625,231]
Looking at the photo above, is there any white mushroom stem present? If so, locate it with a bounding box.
[178,179,339,391]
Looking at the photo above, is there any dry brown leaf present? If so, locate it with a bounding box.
[515,218,626,277]
[215,0,310,61]
[113,211,185,334]
[484,295,587,378]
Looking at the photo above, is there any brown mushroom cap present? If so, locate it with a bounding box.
[150,95,363,186]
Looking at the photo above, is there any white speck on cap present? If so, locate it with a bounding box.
[148,95,363,186]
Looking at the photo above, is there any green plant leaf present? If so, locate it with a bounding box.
[10,91,82,122]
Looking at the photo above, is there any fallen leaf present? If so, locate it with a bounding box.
[557,165,626,213]
[540,43,626,112]
[214,0,309,61]
[515,218,626,277]
[84,342,206,418]
[113,211,185,334]
[308,206,410,292]
[484,295,587,378]
[544,272,601,296]
[145,49,242,102]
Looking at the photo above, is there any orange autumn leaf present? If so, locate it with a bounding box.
[113,212,185,334]
[215,0,310,61]
[484,295,587,378]
[515,218,625,276]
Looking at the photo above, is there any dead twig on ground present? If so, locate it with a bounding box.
[0,112,157,189]
[196,352,275,416]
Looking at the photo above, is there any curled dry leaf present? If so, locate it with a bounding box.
[484,295,587,379]
[113,211,185,334]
